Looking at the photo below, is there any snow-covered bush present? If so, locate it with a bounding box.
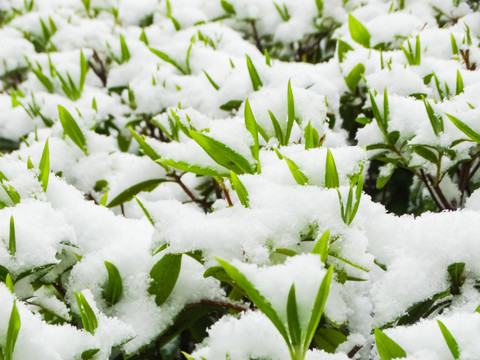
[0,0,480,359]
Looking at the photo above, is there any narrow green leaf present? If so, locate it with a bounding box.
[383,88,389,125]
[413,146,438,163]
[284,156,309,185]
[5,273,14,293]
[189,130,255,174]
[304,120,319,150]
[39,139,49,192]
[446,113,480,144]
[269,110,284,145]
[286,79,295,144]
[275,248,297,257]
[315,0,323,15]
[103,261,123,306]
[58,105,87,155]
[455,70,464,96]
[348,14,371,48]
[140,29,149,45]
[215,257,291,348]
[99,192,108,206]
[437,320,460,359]
[423,99,443,136]
[75,291,98,335]
[375,328,407,360]
[344,63,365,92]
[79,50,87,93]
[158,158,229,177]
[106,179,167,208]
[149,48,186,74]
[202,70,220,91]
[5,301,21,360]
[119,34,131,63]
[135,196,155,226]
[447,262,465,295]
[314,328,347,353]
[312,230,330,263]
[130,128,162,162]
[8,216,15,257]
[265,48,271,67]
[246,55,263,91]
[230,171,249,207]
[148,253,182,305]
[244,98,260,162]
[220,100,243,112]
[325,149,339,189]
[286,283,301,347]
[303,266,333,351]
[370,91,387,136]
[451,34,459,55]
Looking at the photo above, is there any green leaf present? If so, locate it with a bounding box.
[275,248,297,257]
[4,301,21,360]
[337,40,353,63]
[202,70,220,91]
[5,273,14,293]
[106,179,167,208]
[246,55,263,91]
[130,128,161,162]
[119,34,131,63]
[446,113,480,144]
[325,149,339,189]
[103,261,123,306]
[244,98,260,163]
[286,79,295,144]
[268,110,284,145]
[375,328,407,360]
[370,91,387,136]
[437,320,460,359]
[215,257,291,348]
[230,171,249,207]
[304,120,319,150]
[149,48,186,74]
[39,139,49,192]
[220,100,243,112]
[312,229,330,263]
[413,146,438,163]
[158,158,229,177]
[423,99,443,136]
[8,216,15,257]
[286,284,301,347]
[303,266,333,351]
[75,291,98,335]
[148,253,182,305]
[81,349,100,360]
[58,105,87,155]
[189,130,255,174]
[344,63,365,92]
[451,34,459,55]
[315,0,323,15]
[135,196,155,226]
[348,14,371,48]
[79,50,87,93]
[220,0,236,15]
[314,328,347,353]
[284,156,309,185]
[376,163,396,189]
[456,70,464,96]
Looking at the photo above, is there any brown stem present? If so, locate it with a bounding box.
[347,345,363,358]
[187,299,248,312]
[426,173,453,210]
[52,282,65,299]
[88,50,107,87]
[419,169,444,210]
[249,20,263,53]
[220,182,233,207]
[460,49,476,71]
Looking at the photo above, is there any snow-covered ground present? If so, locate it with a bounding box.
[0,0,480,359]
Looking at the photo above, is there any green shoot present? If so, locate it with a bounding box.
[446,113,480,144]
[286,79,295,144]
[103,261,123,306]
[8,216,15,257]
[202,70,220,90]
[148,253,182,305]
[337,170,363,225]
[304,121,320,150]
[75,291,98,335]
[284,156,309,185]
[229,171,249,207]
[374,328,407,360]
[38,139,49,192]
[348,14,371,48]
[135,196,155,226]
[246,55,263,91]
[325,149,339,188]
[345,63,365,92]
[58,105,88,155]
[4,301,21,360]
[244,98,260,165]
[312,229,330,263]
[401,35,421,66]
[274,2,290,21]
[437,320,460,359]
[106,179,168,208]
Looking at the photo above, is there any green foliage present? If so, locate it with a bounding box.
[437,320,460,359]
[3,301,21,360]
[58,105,88,155]
[314,328,347,353]
[375,328,406,360]
[148,253,182,305]
[75,291,98,335]
[286,80,295,145]
[38,139,49,192]
[345,63,365,92]
[246,55,263,92]
[8,216,15,257]
[348,14,371,48]
[325,149,339,189]
[312,230,330,263]
[229,171,249,207]
[401,35,421,66]
[106,179,167,208]
[103,261,123,306]
[337,170,363,225]
[284,156,309,185]
[446,113,480,144]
